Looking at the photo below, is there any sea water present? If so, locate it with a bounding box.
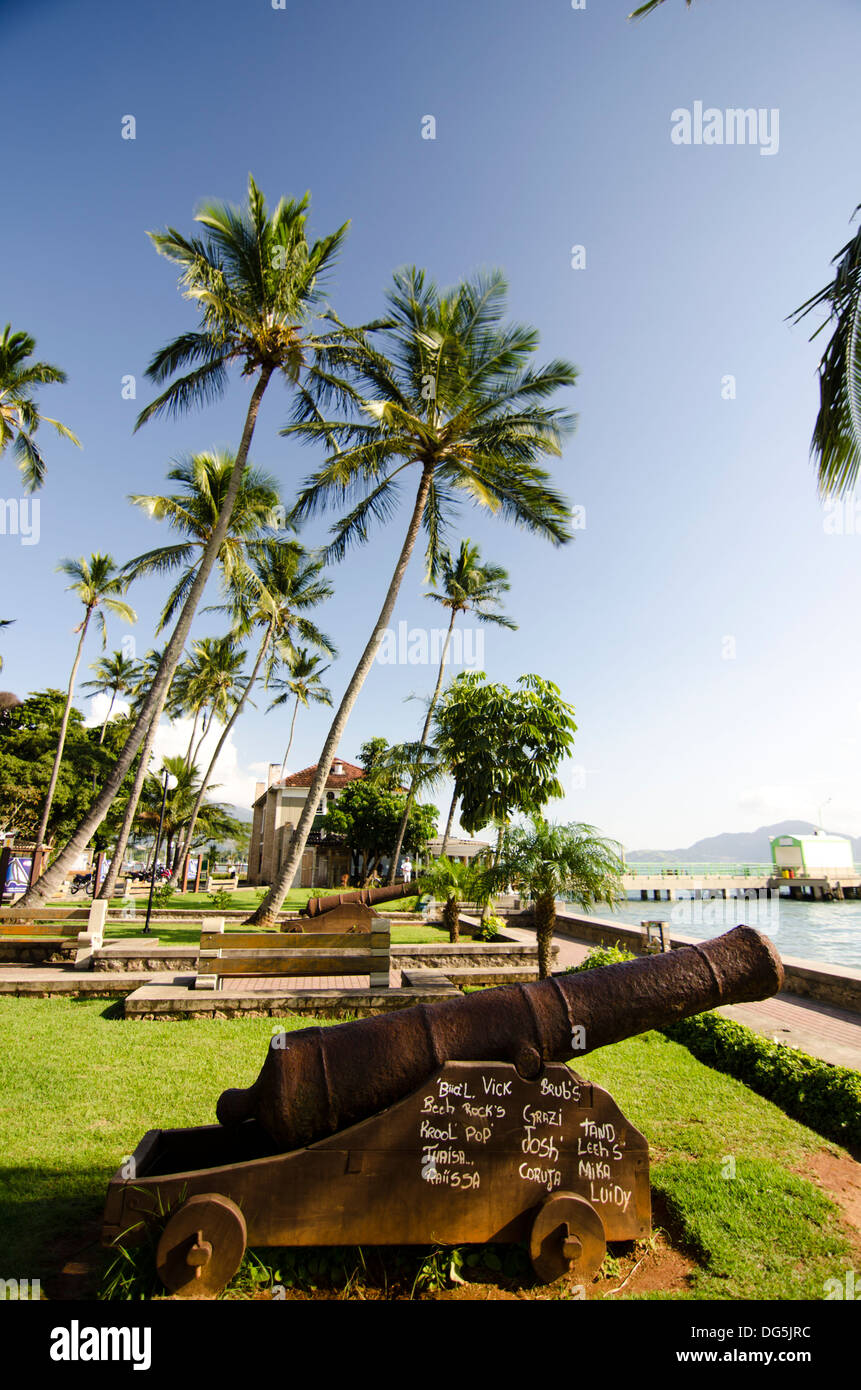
[557,894,861,970]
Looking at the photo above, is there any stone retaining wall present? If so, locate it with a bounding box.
[0,942,75,966]
[392,941,554,972]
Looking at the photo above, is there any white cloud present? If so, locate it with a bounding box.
[82,693,130,729]
[82,691,257,812]
[148,717,256,811]
[736,783,861,836]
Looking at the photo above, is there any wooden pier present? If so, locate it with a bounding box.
[621,872,861,903]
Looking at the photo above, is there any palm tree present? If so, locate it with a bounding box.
[174,636,247,782]
[487,817,625,978]
[137,756,210,871]
[791,209,861,498]
[0,324,81,490]
[82,651,141,744]
[167,636,246,872]
[172,541,336,875]
[33,556,136,851]
[250,266,575,926]
[23,176,348,905]
[628,0,696,17]
[125,452,284,633]
[418,856,476,942]
[387,539,515,882]
[268,646,334,778]
[100,460,285,901]
[98,648,173,900]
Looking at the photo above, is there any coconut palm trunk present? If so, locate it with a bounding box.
[98,698,165,900]
[33,611,91,854]
[279,697,301,780]
[173,624,273,876]
[440,788,458,854]
[248,465,435,926]
[190,710,212,771]
[387,608,456,884]
[183,709,201,768]
[20,365,274,905]
[98,694,116,746]
[443,894,460,943]
[533,891,557,980]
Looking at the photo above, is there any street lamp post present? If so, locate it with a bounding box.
[143,768,176,935]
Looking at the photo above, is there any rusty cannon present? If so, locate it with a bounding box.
[102,926,782,1297]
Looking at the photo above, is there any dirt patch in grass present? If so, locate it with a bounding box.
[794,1150,861,1257]
[44,1219,106,1300]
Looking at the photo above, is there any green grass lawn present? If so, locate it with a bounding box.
[56,890,422,913]
[56,888,317,911]
[0,997,853,1300]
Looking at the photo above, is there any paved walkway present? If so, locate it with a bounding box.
[503,923,861,1071]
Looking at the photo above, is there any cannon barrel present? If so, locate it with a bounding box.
[217,925,783,1149]
[304,883,413,917]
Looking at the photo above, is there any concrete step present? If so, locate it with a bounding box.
[123,978,454,1020]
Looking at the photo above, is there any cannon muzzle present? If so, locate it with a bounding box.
[217,925,783,1149]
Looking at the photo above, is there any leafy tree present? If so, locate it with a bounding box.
[24,177,349,904]
[434,671,578,839]
[250,267,575,925]
[34,555,136,850]
[488,817,625,978]
[387,538,515,881]
[357,737,405,791]
[0,324,80,490]
[0,692,136,847]
[319,779,437,885]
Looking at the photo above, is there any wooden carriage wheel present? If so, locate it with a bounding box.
[156,1193,247,1298]
[529,1192,606,1285]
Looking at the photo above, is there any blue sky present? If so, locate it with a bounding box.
[3,0,861,850]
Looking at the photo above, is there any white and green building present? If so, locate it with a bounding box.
[769,832,855,878]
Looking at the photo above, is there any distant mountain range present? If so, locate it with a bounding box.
[627,820,860,864]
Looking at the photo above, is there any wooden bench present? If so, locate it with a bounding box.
[204,873,240,894]
[195,903,390,991]
[0,900,108,970]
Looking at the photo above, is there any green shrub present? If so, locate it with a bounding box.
[207,887,233,910]
[149,882,175,910]
[476,914,506,942]
[663,1012,861,1150]
[565,943,636,973]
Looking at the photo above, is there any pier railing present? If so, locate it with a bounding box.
[622,863,776,878]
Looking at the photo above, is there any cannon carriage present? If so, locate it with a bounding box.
[102,925,783,1297]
